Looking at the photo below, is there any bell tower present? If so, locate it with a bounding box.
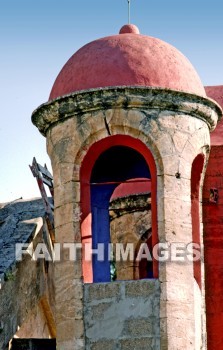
[32,25,221,350]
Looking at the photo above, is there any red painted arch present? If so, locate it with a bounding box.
[191,153,204,289]
[80,135,158,282]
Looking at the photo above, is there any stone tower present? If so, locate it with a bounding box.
[32,24,222,350]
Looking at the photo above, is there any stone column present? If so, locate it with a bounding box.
[154,113,210,350]
[46,118,85,350]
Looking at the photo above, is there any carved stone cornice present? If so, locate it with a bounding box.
[32,86,222,136]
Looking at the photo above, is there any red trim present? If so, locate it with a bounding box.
[80,135,158,282]
[191,153,204,289]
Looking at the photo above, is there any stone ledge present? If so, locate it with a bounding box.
[31,87,222,136]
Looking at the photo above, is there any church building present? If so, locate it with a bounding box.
[0,23,223,350]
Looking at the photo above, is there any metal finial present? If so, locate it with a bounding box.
[127,0,130,24]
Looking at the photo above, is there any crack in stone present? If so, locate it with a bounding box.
[104,116,111,135]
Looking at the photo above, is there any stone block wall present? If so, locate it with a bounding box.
[0,199,55,349]
[0,240,51,349]
[110,193,151,280]
[83,279,160,349]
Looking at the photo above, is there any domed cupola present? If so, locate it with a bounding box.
[32,24,222,350]
[49,24,206,100]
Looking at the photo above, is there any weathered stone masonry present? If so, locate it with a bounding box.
[32,86,221,350]
[0,199,56,349]
[84,280,160,350]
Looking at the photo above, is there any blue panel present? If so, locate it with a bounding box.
[91,184,116,282]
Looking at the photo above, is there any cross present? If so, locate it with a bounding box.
[127,0,131,24]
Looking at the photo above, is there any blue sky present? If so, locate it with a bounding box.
[0,0,222,202]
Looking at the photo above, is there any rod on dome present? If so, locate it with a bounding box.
[127,0,131,24]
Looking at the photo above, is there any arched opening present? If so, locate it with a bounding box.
[109,178,153,281]
[80,135,158,283]
[191,153,204,289]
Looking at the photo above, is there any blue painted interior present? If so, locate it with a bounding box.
[90,146,151,282]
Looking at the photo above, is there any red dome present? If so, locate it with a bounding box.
[49,25,205,100]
